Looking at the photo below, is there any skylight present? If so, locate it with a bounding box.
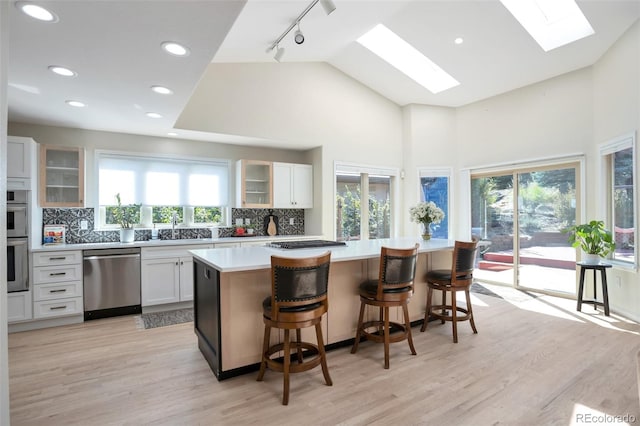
[500,0,594,52]
[357,24,459,94]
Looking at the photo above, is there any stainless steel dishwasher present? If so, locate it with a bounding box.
[83,247,141,320]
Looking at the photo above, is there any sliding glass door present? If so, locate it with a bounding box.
[471,162,579,296]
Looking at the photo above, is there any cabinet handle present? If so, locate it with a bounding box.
[49,306,66,310]
[49,272,67,276]
[175,262,179,266]
[49,289,67,293]
[49,257,67,261]
[180,261,184,265]
[204,269,210,279]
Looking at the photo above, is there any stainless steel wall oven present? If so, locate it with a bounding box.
[7,190,29,293]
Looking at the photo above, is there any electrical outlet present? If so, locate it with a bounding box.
[615,276,622,287]
[235,218,243,226]
[80,220,88,230]
[289,218,295,225]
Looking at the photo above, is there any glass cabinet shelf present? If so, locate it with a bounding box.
[40,145,85,207]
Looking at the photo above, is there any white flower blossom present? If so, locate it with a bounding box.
[409,201,445,225]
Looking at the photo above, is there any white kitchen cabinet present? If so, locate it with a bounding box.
[236,159,273,208]
[8,291,33,323]
[32,250,83,319]
[141,258,180,305]
[179,257,194,301]
[141,245,210,306]
[273,162,313,208]
[7,136,36,190]
[7,136,33,178]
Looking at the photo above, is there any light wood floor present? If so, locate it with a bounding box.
[9,287,640,425]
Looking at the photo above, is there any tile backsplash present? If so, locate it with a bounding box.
[42,207,305,244]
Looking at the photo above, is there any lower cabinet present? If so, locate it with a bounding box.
[32,250,83,319]
[141,245,209,307]
[8,291,33,323]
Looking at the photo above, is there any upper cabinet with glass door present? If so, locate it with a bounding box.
[236,159,272,208]
[40,145,85,207]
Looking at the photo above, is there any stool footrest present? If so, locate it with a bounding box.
[359,320,410,344]
[428,304,472,322]
[263,341,322,374]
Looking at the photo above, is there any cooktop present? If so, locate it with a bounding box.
[269,240,347,249]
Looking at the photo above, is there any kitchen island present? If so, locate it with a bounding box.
[190,238,455,380]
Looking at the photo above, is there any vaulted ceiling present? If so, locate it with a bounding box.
[7,1,640,146]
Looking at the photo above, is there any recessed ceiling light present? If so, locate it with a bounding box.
[146,112,163,119]
[167,132,178,137]
[161,41,190,57]
[151,85,173,95]
[357,24,460,94]
[48,65,76,77]
[500,0,594,51]
[65,100,86,108]
[454,37,464,45]
[17,2,58,22]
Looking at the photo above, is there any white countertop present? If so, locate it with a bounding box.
[30,235,322,252]
[190,238,455,272]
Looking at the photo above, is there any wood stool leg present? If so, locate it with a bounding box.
[451,290,458,343]
[351,302,366,354]
[257,324,270,381]
[295,329,303,363]
[592,269,598,311]
[383,306,391,369]
[601,269,610,316]
[403,303,417,355]
[378,306,384,336]
[282,329,291,405]
[577,266,586,312]
[315,322,333,386]
[441,289,446,324]
[465,288,478,334]
[421,286,433,332]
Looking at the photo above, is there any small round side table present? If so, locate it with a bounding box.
[576,261,612,316]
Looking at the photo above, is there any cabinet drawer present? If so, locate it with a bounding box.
[33,251,82,266]
[33,297,83,319]
[33,264,82,284]
[34,281,83,301]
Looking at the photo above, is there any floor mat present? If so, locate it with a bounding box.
[136,308,193,329]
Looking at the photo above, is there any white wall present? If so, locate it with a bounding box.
[1,2,10,423]
[177,62,404,238]
[401,104,457,237]
[456,67,594,168]
[592,21,640,320]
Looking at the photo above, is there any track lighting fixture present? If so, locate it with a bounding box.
[274,45,285,62]
[294,24,305,45]
[267,0,336,61]
[320,0,336,15]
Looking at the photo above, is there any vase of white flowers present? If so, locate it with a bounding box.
[409,201,445,240]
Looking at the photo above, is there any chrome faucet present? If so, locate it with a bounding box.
[171,211,178,239]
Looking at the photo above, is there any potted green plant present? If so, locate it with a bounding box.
[113,193,139,243]
[563,220,616,264]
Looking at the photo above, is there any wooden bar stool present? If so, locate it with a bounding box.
[421,240,478,343]
[351,244,419,369]
[256,252,332,405]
